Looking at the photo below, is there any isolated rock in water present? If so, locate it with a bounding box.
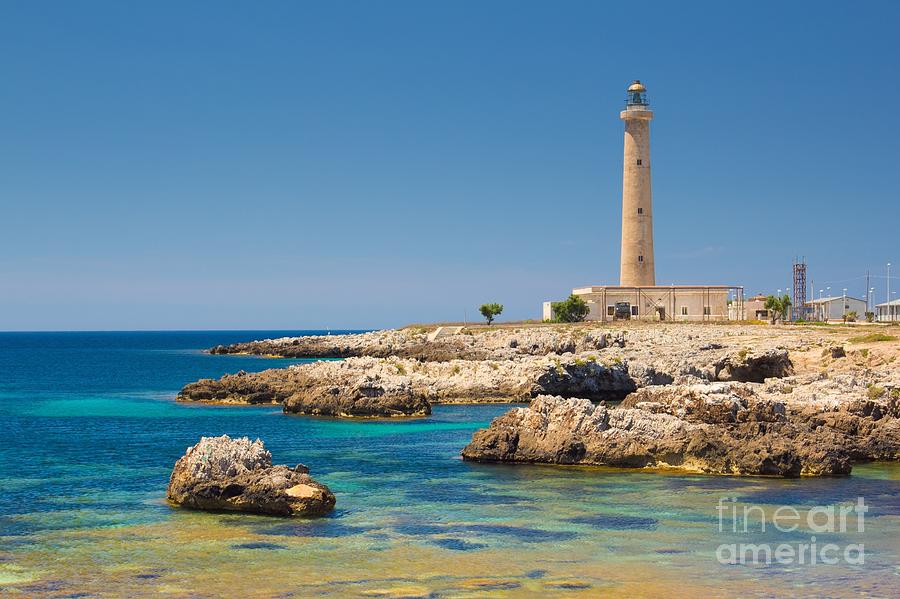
[461,395,851,477]
[167,435,335,516]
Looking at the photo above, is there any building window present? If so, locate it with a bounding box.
[607,306,615,316]
[637,207,643,214]
[636,159,642,165]
[631,305,639,316]
[703,306,711,315]
[638,255,643,262]
[681,306,688,316]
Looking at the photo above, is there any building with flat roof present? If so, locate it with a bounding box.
[875,299,900,322]
[740,294,771,321]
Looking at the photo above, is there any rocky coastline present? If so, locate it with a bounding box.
[180,324,900,476]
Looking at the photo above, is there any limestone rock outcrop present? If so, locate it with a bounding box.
[207,328,623,362]
[167,435,335,516]
[178,355,642,415]
[712,348,793,382]
[772,374,900,461]
[462,394,852,477]
[179,364,432,417]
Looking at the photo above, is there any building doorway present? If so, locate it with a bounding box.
[614,302,631,320]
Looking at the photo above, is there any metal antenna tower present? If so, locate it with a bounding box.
[792,258,807,321]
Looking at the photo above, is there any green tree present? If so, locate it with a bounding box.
[764,294,792,324]
[552,294,590,323]
[479,303,503,325]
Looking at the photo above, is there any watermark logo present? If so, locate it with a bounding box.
[715,496,867,566]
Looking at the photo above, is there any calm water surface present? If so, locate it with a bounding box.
[1,332,898,597]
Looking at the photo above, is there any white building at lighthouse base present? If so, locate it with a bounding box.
[543,285,742,322]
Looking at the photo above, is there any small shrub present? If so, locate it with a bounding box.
[848,334,898,344]
[867,385,886,400]
[782,386,793,394]
[859,348,869,358]
[552,295,590,323]
[451,365,461,375]
[395,363,406,375]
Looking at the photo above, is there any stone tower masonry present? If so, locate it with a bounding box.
[619,80,655,286]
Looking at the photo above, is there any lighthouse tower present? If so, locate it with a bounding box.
[541,80,743,324]
[619,80,655,287]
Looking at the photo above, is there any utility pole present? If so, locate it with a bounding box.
[889,263,893,322]
[866,270,870,313]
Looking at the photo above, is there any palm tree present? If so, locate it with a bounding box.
[764,294,792,324]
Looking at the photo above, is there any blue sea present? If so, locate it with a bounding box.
[1,331,898,597]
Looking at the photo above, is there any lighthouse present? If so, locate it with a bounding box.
[541,79,743,323]
[619,80,655,287]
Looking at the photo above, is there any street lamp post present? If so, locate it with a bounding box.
[885,262,894,322]
[818,289,824,321]
[888,291,897,322]
[843,288,848,321]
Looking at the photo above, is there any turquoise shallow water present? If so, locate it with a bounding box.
[1,332,899,597]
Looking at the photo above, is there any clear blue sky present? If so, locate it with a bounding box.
[1,1,898,330]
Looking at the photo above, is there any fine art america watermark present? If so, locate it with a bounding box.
[715,496,867,566]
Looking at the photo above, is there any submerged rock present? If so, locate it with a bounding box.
[462,394,852,477]
[167,435,335,516]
